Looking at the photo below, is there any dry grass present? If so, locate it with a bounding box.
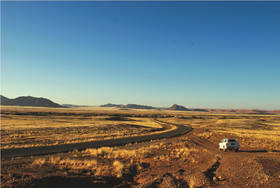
[31,152,134,178]
[113,160,124,178]
[201,117,280,151]
[1,107,167,149]
[163,115,280,151]
[2,107,280,188]
[189,175,199,188]
[30,139,201,180]
[33,156,98,171]
[2,106,279,151]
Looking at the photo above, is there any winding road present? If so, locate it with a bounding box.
[1,119,192,158]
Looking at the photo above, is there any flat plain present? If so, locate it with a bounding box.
[1,106,280,187]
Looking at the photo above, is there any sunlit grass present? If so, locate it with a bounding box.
[1,107,166,149]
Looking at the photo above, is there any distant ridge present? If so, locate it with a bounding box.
[1,95,64,108]
[269,110,280,114]
[100,103,123,108]
[100,103,155,109]
[205,109,275,114]
[1,95,9,103]
[99,103,279,114]
[1,96,279,114]
[168,104,190,111]
[190,108,208,112]
[122,104,155,109]
[62,104,93,108]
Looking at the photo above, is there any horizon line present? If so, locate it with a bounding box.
[1,94,279,111]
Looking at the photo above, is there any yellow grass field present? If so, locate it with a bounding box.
[1,106,166,149]
[1,106,280,187]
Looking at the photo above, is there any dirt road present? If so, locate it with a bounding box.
[1,119,191,158]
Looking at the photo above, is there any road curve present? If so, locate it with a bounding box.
[1,119,192,158]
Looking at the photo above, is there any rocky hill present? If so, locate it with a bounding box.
[168,104,190,111]
[1,95,9,103]
[1,95,64,108]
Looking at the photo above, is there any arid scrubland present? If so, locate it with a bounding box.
[1,106,280,187]
[164,115,280,151]
[1,107,164,149]
[10,140,206,187]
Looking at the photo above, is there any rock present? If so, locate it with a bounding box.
[141,162,150,168]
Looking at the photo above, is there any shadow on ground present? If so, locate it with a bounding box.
[16,176,124,188]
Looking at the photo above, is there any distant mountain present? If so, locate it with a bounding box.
[268,110,280,114]
[2,96,279,114]
[168,104,190,111]
[1,95,64,108]
[200,108,280,114]
[1,95,9,103]
[100,103,123,108]
[62,104,93,108]
[167,106,280,114]
[190,108,208,112]
[100,103,156,109]
[121,104,156,109]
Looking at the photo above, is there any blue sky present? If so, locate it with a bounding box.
[1,1,280,109]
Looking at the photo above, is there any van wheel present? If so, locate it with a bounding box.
[223,149,227,152]
[235,149,239,152]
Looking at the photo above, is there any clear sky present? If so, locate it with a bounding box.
[1,1,280,109]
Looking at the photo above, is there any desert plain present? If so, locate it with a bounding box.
[1,106,280,187]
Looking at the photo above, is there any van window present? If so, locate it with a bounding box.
[228,139,236,142]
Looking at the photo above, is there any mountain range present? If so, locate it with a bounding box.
[100,103,155,109]
[100,103,280,114]
[1,95,279,114]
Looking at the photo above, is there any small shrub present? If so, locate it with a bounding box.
[32,157,46,166]
[113,160,124,178]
